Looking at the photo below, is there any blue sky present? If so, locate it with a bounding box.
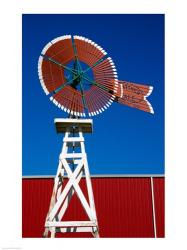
[22,14,164,175]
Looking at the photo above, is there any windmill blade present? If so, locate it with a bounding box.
[50,86,85,116]
[114,80,154,114]
[38,35,75,95]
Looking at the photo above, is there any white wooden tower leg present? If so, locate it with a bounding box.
[43,119,99,238]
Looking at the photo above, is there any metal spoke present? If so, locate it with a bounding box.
[41,54,76,74]
[83,55,107,74]
[82,75,111,93]
[72,37,83,72]
[79,80,87,109]
[51,74,82,95]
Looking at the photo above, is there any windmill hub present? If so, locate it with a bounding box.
[71,71,82,89]
[70,61,92,92]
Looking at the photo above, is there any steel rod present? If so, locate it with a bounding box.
[41,54,75,74]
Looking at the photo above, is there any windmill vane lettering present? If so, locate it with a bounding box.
[38,35,154,117]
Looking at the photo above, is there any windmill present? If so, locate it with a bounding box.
[38,35,154,238]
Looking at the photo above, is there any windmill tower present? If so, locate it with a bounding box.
[38,35,154,238]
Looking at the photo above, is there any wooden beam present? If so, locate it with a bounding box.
[46,221,97,227]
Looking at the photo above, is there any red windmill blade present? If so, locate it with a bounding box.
[38,35,154,116]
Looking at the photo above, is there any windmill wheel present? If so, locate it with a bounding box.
[38,35,119,117]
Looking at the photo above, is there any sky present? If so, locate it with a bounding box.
[22,14,164,176]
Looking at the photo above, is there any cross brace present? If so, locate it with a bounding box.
[43,120,99,238]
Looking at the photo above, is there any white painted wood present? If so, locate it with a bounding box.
[60,227,93,233]
[58,170,83,221]
[83,155,97,220]
[73,159,81,165]
[54,161,63,192]
[50,227,56,238]
[79,131,97,220]
[54,118,93,125]
[48,160,83,220]
[61,131,69,155]
[63,137,84,142]
[151,177,157,238]
[61,158,93,220]
[43,157,64,237]
[43,228,49,237]
[56,168,64,201]
[44,121,99,237]
[62,153,86,158]
[72,180,94,220]
[92,228,99,238]
[46,221,97,227]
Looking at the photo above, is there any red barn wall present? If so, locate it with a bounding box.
[22,176,164,238]
[153,178,165,237]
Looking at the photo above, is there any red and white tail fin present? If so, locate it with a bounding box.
[115,80,154,114]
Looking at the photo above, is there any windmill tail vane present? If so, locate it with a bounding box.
[38,35,154,117]
[114,80,154,114]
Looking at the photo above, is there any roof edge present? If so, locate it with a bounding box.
[22,174,165,179]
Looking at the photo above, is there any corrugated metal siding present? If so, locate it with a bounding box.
[93,178,154,237]
[22,179,53,238]
[22,177,164,238]
[153,178,165,237]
